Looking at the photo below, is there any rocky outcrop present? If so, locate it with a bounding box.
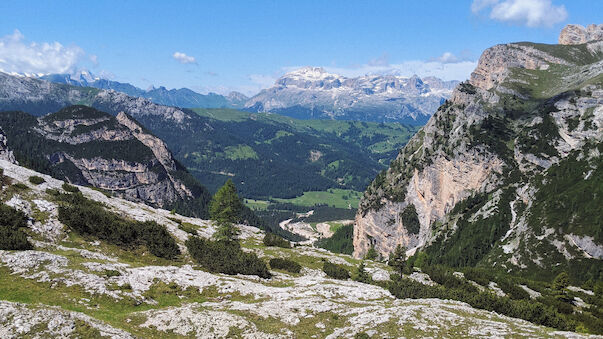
[469,43,570,91]
[245,67,458,124]
[559,24,603,45]
[0,128,16,164]
[116,111,177,172]
[0,105,196,208]
[354,24,603,278]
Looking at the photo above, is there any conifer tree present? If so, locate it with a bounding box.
[388,244,407,275]
[210,179,243,241]
[353,261,371,283]
[365,245,379,261]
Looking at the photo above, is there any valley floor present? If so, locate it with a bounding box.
[0,160,595,338]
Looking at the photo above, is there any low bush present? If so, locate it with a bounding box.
[269,258,301,273]
[178,222,198,236]
[12,183,28,190]
[0,204,33,250]
[186,237,271,279]
[263,233,291,248]
[57,192,180,259]
[28,176,45,185]
[323,261,350,280]
[388,276,572,331]
[62,183,80,193]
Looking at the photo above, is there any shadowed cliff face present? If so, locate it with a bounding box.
[0,105,196,208]
[354,24,603,278]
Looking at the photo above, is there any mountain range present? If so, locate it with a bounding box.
[244,67,458,124]
[39,68,457,125]
[40,71,249,109]
[0,71,418,201]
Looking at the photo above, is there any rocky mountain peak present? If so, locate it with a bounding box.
[559,24,603,45]
[246,68,458,124]
[354,26,603,280]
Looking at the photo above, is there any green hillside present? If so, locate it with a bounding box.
[174,108,420,199]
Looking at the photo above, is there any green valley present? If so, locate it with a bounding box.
[174,108,419,200]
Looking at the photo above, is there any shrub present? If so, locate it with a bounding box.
[353,261,372,283]
[62,182,80,193]
[0,204,33,250]
[57,192,180,259]
[103,269,121,277]
[178,222,198,236]
[269,258,301,273]
[263,233,291,248]
[28,176,45,185]
[388,268,575,333]
[365,246,379,261]
[323,261,350,280]
[186,237,271,279]
[12,183,28,190]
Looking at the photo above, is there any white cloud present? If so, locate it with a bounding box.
[321,58,477,82]
[471,0,568,28]
[172,51,196,64]
[0,29,85,75]
[431,52,459,63]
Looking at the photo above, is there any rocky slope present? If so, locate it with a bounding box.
[0,105,208,210]
[0,128,16,164]
[245,67,458,124]
[40,71,249,109]
[354,25,603,281]
[0,159,594,338]
[0,71,193,125]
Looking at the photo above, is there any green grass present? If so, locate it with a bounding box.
[243,198,270,211]
[223,144,259,160]
[191,108,250,122]
[273,189,362,209]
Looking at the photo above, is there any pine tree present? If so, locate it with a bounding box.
[553,272,570,291]
[353,261,371,283]
[388,244,407,275]
[210,179,243,241]
[365,245,379,261]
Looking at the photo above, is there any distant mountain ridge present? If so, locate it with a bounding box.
[40,71,248,109]
[244,67,459,124]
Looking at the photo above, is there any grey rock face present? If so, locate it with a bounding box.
[2,105,194,208]
[354,25,603,276]
[0,128,16,164]
[245,67,458,124]
[559,24,603,45]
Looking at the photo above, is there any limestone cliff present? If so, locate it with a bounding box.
[0,105,204,209]
[354,25,603,279]
[559,24,603,45]
[0,128,16,164]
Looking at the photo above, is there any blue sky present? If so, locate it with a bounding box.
[0,0,600,95]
